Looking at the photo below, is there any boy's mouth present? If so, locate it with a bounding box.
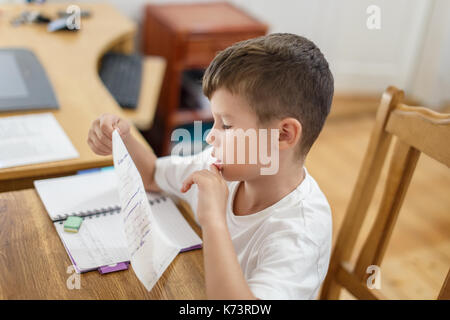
[211,150,223,170]
[212,159,224,172]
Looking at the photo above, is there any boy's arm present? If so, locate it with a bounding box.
[181,165,257,300]
[88,114,161,193]
[153,147,215,213]
[202,222,257,300]
[122,134,161,192]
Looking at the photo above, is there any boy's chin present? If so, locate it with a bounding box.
[220,167,234,181]
[219,164,261,181]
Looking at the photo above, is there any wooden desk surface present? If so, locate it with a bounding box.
[0,3,152,189]
[0,188,206,299]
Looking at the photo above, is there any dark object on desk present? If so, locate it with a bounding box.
[0,48,59,112]
[10,10,51,26]
[99,52,143,109]
[57,9,92,19]
[34,13,51,23]
[180,70,210,111]
[47,17,80,32]
[48,8,91,32]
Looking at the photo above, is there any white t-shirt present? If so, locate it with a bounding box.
[154,147,332,300]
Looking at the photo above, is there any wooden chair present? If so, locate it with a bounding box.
[320,86,450,300]
[122,56,166,131]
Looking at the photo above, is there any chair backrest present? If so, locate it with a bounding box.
[320,86,450,300]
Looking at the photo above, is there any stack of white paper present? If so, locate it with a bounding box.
[0,113,78,169]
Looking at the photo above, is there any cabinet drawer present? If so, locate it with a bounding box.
[184,33,264,68]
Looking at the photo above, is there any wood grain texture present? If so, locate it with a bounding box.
[144,2,268,36]
[386,104,450,167]
[438,269,450,299]
[0,190,205,299]
[0,3,151,188]
[353,140,420,280]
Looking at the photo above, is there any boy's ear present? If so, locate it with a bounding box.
[278,118,302,151]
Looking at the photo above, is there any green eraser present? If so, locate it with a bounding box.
[64,216,83,232]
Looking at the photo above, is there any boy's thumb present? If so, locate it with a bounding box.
[115,119,128,137]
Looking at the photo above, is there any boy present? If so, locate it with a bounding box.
[88,33,334,299]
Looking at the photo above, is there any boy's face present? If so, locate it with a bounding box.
[206,88,280,181]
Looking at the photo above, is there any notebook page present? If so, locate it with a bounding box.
[0,113,79,169]
[112,130,180,291]
[54,212,129,271]
[34,170,120,221]
[54,196,198,272]
[148,193,202,250]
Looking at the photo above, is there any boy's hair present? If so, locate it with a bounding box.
[203,33,334,158]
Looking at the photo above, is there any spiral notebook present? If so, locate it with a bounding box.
[34,169,202,273]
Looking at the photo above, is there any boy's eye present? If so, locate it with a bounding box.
[222,124,232,130]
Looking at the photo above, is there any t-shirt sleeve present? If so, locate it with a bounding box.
[247,231,324,300]
[153,147,213,210]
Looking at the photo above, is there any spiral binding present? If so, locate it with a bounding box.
[148,195,167,206]
[55,195,167,224]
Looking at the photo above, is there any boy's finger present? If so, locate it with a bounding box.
[88,137,110,156]
[181,172,201,193]
[99,114,118,138]
[93,125,112,148]
[209,164,220,175]
[181,179,194,193]
[90,133,111,154]
[115,118,129,137]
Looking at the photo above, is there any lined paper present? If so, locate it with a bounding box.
[55,212,129,271]
[112,129,180,291]
[34,170,120,221]
[149,193,202,250]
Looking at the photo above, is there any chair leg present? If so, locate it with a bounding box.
[438,268,450,300]
[320,258,343,299]
[353,140,420,280]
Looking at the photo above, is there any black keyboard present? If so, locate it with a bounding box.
[99,52,143,109]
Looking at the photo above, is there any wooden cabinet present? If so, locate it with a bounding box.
[142,2,267,155]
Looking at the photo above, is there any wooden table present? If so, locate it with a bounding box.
[0,3,153,192]
[0,188,206,299]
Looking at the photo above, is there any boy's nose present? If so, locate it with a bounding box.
[205,128,219,146]
[205,130,213,145]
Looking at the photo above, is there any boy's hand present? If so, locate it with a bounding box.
[87,113,131,155]
[181,164,229,228]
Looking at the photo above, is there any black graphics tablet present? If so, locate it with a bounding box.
[0,48,59,112]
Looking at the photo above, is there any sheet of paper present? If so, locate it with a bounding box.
[112,129,180,291]
[0,113,79,169]
[34,169,120,221]
[54,212,129,272]
[148,193,202,251]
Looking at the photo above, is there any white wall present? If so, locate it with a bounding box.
[40,0,447,109]
[230,0,433,97]
[410,0,450,109]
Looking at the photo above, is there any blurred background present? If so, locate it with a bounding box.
[3,0,449,152]
[42,0,450,110]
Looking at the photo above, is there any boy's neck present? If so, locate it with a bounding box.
[233,160,306,216]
